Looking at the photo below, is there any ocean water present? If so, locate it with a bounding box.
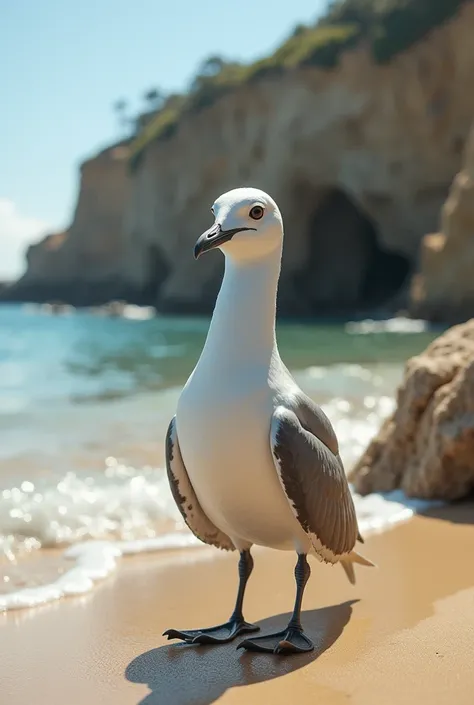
[0,303,441,611]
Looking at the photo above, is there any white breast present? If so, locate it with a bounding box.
[175,369,309,552]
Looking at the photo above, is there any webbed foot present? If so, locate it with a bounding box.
[163,617,259,645]
[237,626,314,654]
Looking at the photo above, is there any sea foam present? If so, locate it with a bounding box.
[0,485,441,612]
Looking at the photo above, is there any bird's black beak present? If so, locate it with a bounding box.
[194,223,256,259]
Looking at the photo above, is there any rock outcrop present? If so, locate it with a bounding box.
[5,2,474,314]
[3,142,134,306]
[410,125,474,323]
[126,3,474,315]
[349,320,474,500]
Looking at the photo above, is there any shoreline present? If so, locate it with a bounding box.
[1,503,474,704]
[0,488,437,612]
[0,300,445,329]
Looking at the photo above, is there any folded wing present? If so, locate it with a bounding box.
[270,404,358,563]
[165,416,235,551]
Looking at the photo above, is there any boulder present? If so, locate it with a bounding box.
[349,320,474,500]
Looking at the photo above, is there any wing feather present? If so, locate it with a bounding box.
[270,405,358,563]
[165,416,235,551]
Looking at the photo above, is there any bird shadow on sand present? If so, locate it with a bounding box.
[125,599,357,705]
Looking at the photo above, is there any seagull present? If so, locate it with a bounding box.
[163,187,374,655]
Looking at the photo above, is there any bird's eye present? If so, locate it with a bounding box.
[249,205,264,220]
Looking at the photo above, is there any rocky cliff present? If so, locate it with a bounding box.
[410,124,474,323]
[4,142,133,306]
[5,1,474,315]
[349,319,474,500]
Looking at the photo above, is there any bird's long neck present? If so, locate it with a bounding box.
[199,248,282,371]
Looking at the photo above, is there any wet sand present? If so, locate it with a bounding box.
[1,504,474,705]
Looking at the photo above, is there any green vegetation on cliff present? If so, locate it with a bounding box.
[129,0,469,169]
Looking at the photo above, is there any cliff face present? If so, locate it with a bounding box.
[127,2,474,315]
[410,124,474,322]
[4,143,133,306]
[6,3,474,314]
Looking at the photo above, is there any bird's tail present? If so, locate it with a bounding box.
[340,550,376,586]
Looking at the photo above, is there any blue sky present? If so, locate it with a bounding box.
[0,0,327,279]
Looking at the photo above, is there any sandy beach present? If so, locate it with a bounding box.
[1,503,473,705]
[5,0,474,702]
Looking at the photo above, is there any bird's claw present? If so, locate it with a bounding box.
[237,626,314,654]
[163,618,259,645]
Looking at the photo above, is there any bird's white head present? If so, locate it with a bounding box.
[194,187,283,264]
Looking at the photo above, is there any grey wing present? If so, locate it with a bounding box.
[293,391,365,544]
[270,404,358,563]
[275,361,340,456]
[165,416,235,552]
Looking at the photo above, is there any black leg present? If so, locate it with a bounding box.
[163,549,260,645]
[288,553,311,630]
[237,554,314,654]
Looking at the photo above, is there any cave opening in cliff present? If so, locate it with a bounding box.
[140,244,170,305]
[294,188,411,316]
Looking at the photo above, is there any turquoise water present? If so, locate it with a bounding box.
[0,303,440,604]
[0,303,438,410]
